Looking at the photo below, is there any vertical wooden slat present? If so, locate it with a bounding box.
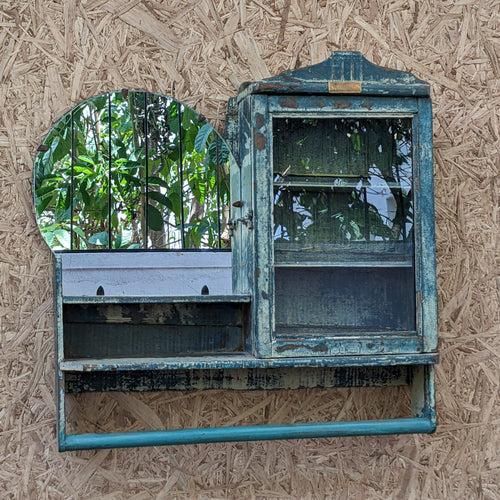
[415,98,438,352]
[54,254,67,450]
[252,95,273,356]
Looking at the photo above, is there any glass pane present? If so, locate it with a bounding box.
[274,185,367,245]
[34,114,72,250]
[273,117,411,178]
[273,117,413,264]
[110,91,146,249]
[181,106,230,249]
[272,117,415,336]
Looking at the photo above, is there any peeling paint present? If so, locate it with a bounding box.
[334,101,351,109]
[53,52,438,450]
[236,52,430,101]
[279,96,298,108]
[255,113,265,128]
[275,342,329,353]
[254,131,266,150]
[66,366,410,392]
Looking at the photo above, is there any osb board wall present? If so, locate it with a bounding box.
[0,0,498,497]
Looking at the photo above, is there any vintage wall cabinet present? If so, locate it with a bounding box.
[230,51,437,361]
[41,52,438,451]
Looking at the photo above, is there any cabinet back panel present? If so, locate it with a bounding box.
[274,267,415,335]
[64,302,247,358]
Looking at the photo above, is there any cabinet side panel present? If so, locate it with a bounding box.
[415,99,438,352]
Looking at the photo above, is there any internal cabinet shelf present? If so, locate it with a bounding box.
[273,178,410,190]
[274,239,413,267]
[274,261,412,268]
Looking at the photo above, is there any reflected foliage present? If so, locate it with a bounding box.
[34,91,230,250]
[273,118,413,246]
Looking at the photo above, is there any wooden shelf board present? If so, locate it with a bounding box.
[63,294,252,305]
[60,353,438,372]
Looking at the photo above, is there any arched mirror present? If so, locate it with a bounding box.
[34,91,231,251]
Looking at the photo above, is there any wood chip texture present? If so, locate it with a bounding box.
[0,0,499,498]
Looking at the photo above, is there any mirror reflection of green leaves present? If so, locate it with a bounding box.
[273,117,413,246]
[34,91,231,251]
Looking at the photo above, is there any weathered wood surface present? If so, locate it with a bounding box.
[59,352,438,372]
[274,267,416,333]
[241,89,430,358]
[65,365,411,392]
[63,302,248,358]
[237,51,430,99]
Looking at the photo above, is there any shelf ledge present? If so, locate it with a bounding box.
[62,294,251,305]
[60,353,438,372]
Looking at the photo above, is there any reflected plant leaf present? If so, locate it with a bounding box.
[34,91,231,251]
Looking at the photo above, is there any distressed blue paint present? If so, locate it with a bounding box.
[267,95,418,114]
[63,294,251,304]
[271,335,423,357]
[57,363,436,451]
[411,365,436,426]
[65,365,411,392]
[237,52,430,102]
[251,95,274,357]
[54,256,67,449]
[416,99,438,351]
[54,255,64,364]
[59,352,438,372]
[235,55,437,360]
[60,417,436,451]
[242,96,430,358]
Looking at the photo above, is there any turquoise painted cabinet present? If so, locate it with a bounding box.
[231,52,437,362]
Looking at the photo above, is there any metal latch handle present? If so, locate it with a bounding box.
[228,209,253,235]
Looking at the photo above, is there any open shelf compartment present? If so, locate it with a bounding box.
[62,296,251,360]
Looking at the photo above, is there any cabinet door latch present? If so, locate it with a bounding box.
[228,210,253,235]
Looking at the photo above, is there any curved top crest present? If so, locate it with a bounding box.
[238,51,429,99]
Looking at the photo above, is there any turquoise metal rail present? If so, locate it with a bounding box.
[61,417,435,451]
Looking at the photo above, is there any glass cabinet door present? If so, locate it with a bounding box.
[272,117,416,337]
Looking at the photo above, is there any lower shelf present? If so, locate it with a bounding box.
[62,298,250,359]
[60,352,438,372]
